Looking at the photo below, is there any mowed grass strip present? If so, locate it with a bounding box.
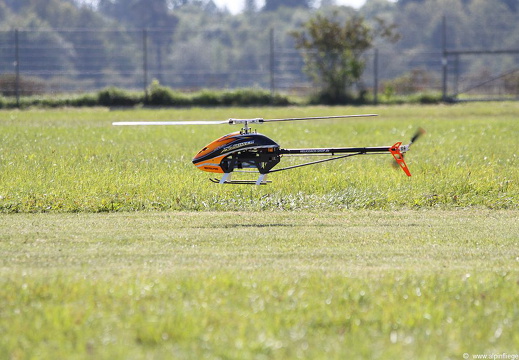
[1,103,518,212]
[1,210,518,359]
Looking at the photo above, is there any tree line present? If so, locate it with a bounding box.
[0,0,518,103]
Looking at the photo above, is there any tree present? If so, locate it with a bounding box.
[244,0,257,13]
[98,0,178,83]
[263,0,312,12]
[501,0,517,11]
[291,12,399,104]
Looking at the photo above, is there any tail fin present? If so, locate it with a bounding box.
[389,128,426,177]
[389,142,412,177]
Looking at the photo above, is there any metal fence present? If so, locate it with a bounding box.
[0,27,518,101]
[0,28,444,98]
[444,49,519,101]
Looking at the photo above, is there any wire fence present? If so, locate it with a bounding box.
[0,27,518,101]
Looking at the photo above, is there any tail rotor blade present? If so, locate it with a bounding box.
[409,127,426,146]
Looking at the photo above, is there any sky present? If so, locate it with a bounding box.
[213,0,367,14]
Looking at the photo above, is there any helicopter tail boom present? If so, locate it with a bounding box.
[271,142,412,176]
[279,145,394,156]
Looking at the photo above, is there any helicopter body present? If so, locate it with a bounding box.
[192,131,281,175]
[113,115,423,185]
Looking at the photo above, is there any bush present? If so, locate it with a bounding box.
[97,87,142,107]
[308,90,365,105]
[418,93,442,104]
[0,74,46,97]
[192,90,221,106]
[221,89,278,106]
[146,82,190,106]
[382,69,440,95]
[504,72,519,94]
[66,93,99,107]
[271,93,291,106]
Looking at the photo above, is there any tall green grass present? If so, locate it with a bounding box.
[1,103,518,212]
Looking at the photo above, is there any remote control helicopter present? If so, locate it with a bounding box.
[113,115,424,185]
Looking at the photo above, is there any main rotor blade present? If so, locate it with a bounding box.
[112,120,229,126]
[112,114,378,127]
[262,114,378,123]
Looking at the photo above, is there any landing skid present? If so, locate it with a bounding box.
[210,178,271,185]
[210,173,270,185]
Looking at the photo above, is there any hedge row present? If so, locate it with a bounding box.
[0,85,292,109]
[0,86,444,109]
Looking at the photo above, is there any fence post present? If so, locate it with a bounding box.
[373,48,379,105]
[442,15,448,102]
[143,28,148,102]
[269,28,275,98]
[454,53,459,98]
[14,28,20,108]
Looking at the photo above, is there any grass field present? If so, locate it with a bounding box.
[1,103,518,359]
[1,211,518,359]
[1,103,517,212]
